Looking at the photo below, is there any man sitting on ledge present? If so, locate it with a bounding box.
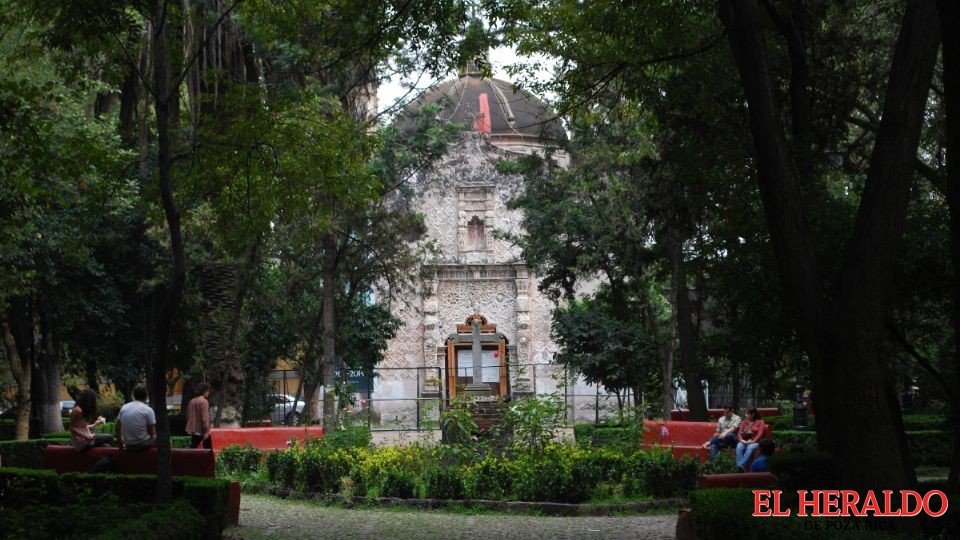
[701,406,740,460]
[116,385,157,450]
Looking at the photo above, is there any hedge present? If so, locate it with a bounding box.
[573,423,643,449]
[690,488,897,540]
[0,439,63,469]
[763,414,945,432]
[0,467,230,538]
[265,441,697,503]
[773,430,951,466]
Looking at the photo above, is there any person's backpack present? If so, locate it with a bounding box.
[89,454,116,473]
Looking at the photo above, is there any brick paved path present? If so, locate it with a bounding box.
[225,494,678,539]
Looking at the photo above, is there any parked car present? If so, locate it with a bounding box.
[267,393,305,426]
[166,394,182,412]
[60,400,76,416]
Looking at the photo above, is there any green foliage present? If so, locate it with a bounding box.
[0,439,60,469]
[625,447,699,499]
[698,452,738,476]
[767,451,838,493]
[774,430,953,467]
[573,422,645,451]
[216,444,264,477]
[498,393,567,452]
[461,453,515,500]
[421,465,464,500]
[0,467,230,538]
[439,396,478,444]
[265,450,298,488]
[690,488,900,540]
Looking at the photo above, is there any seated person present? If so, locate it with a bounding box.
[702,406,741,460]
[749,438,775,472]
[735,407,767,471]
[116,385,157,450]
[70,389,113,451]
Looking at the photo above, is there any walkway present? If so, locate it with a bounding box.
[225,494,679,539]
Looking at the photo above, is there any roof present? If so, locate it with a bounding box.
[396,72,565,141]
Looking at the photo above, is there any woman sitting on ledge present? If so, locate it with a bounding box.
[735,407,766,471]
[69,389,113,451]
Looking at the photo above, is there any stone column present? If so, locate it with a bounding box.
[513,265,533,396]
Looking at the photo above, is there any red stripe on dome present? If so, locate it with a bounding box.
[475,93,491,133]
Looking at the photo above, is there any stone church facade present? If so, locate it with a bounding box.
[366,68,617,428]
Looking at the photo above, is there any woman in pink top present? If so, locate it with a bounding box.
[185,383,212,449]
[69,389,114,451]
[735,407,767,471]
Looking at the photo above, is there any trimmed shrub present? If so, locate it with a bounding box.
[691,488,902,539]
[774,430,952,466]
[767,450,837,493]
[0,419,16,441]
[422,465,465,500]
[462,454,515,500]
[0,438,62,469]
[217,444,263,476]
[625,447,698,498]
[905,430,952,466]
[511,446,579,502]
[265,449,298,487]
[0,467,230,538]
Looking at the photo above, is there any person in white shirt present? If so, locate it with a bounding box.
[116,385,157,450]
[702,406,741,460]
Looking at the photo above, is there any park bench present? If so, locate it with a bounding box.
[209,426,324,452]
[41,445,240,526]
[639,420,774,465]
[669,408,779,421]
[641,420,714,460]
[698,472,777,489]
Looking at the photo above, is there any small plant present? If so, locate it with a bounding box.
[499,393,567,452]
[216,444,263,477]
[440,396,477,444]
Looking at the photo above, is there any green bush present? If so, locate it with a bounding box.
[574,422,643,450]
[0,419,16,441]
[626,447,698,499]
[0,438,62,469]
[903,414,947,431]
[356,445,426,497]
[511,446,579,502]
[699,452,738,475]
[265,449,298,487]
[774,430,952,466]
[462,454,515,500]
[691,488,901,540]
[421,465,465,500]
[217,444,263,476]
[171,435,193,448]
[322,425,372,449]
[296,446,357,494]
[0,467,230,538]
[763,414,816,431]
[767,450,837,493]
[905,430,952,466]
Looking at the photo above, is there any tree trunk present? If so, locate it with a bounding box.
[2,308,31,440]
[149,0,185,503]
[36,316,63,434]
[938,0,960,494]
[719,0,939,492]
[321,232,338,432]
[667,231,708,421]
[645,290,675,418]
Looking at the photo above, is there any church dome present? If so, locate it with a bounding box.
[396,69,566,143]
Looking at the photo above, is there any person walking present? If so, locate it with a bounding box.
[186,383,212,449]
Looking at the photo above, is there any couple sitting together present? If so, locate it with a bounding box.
[701,406,774,472]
